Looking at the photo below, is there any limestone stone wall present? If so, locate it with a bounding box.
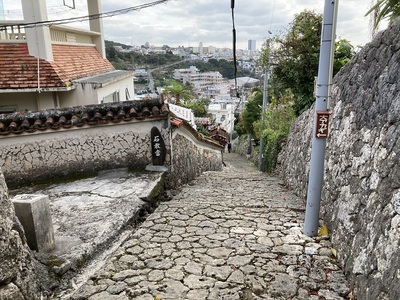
[280,18,400,299]
[0,121,162,188]
[166,130,223,189]
[280,108,314,199]
[0,169,41,299]
[232,136,259,166]
[0,114,223,191]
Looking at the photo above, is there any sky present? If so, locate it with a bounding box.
[2,0,384,50]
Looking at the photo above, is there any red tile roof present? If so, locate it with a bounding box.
[170,117,183,128]
[0,43,115,89]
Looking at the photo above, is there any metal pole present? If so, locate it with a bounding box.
[259,68,268,172]
[304,0,339,236]
[230,104,234,142]
[259,34,271,172]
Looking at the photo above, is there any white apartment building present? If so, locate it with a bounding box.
[173,66,224,96]
[200,84,231,99]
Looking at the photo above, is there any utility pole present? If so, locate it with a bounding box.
[229,104,234,142]
[259,69,268,172]
[259,34,271,172]
[304,0,339,236]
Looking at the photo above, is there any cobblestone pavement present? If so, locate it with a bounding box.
[68,153,351,300]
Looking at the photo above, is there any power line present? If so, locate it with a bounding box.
[0,0,170,30]
[269,0,276,32]
[2,3,73,16]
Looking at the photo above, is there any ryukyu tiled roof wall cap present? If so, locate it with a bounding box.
[0,97,168,136]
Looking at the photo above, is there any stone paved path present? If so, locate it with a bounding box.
[67,153,351,300]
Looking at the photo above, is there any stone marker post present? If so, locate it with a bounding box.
[12,194,55,252]
[151,126,166,166]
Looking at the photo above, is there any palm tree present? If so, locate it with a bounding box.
[366,0,400,28]
[164,80,193,105]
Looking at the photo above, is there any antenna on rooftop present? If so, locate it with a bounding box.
[63,0,75,9]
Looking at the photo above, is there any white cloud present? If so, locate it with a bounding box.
[2,0,383,49]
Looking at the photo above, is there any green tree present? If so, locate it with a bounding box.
[164,80,193,104]
[270,10,322,116]
[106,44,118,60]
[183,98,210,117]
[196,124,209,136]
[366,0,400,28]
[263,10,354,116]
[175,59,254,79]
[333,39,355,75]
[253,92,296,172]
[236,88,263,138]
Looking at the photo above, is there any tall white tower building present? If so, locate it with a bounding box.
[248,39,256,51]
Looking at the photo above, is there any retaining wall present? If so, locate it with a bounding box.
[167,130,223,189]
[0,119,165,188]
[280,18,400,300]
[0,119,223,189]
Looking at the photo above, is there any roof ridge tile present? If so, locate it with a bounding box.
[0,98,168,136]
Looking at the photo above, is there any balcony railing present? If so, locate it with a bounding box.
[0,21,100,45]
[0,21,26,41]
[50,25,99,44]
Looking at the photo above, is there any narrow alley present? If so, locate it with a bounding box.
[62,153,350,300]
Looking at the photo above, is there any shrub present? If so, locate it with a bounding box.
[256,104,295,173]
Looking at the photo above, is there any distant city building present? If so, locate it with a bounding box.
[199,42,203,55]
[230,77,260,89]
[173,66,224,96]
[248,39,256,51]
[208,46,216,54]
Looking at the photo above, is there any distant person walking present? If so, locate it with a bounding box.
[227,142,232,153]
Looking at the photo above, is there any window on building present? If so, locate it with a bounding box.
[0,105,17,113]
[125,87,131,100]
[101,91,120,103]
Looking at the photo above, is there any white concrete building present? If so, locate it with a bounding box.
[173,66,224,97]
[0,0,134,112]
[207,103,235,134]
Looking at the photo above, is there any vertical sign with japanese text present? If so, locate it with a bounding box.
[315,111,330,138]
[151,127,166,165]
